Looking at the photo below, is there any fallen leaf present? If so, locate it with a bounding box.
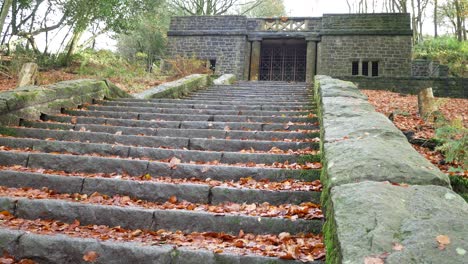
[393,242,404,251]
[83,251,99,262]
[169,157,181,170]
[168,195,177,204]
[364,256,384,264]
[436,235,450,250]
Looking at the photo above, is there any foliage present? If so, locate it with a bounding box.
[450,174,468,202]
[435,118,467,168]
[165,55,211,78]
[413,36,468,77]
[116,3,170,72]
[239,0,285,17]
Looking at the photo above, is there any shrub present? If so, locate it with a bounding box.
[165,55,210,78]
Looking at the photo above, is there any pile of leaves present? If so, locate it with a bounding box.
[362,89,467,177]
[0,213,325,262]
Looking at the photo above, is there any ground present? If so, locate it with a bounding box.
[362,89,467,177]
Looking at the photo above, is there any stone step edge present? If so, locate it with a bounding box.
[0,229,320,264]
[0,137,319,165]
[0,170,321,205]
[0,126,318,152]
[43,114,318,131]
[65,110,317,122]
[0,151,321,181]
[21,120,317,140]
[0,197,323,235]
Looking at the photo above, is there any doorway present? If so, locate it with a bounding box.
[259,39,307,82]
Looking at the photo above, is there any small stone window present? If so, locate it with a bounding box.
[352,61,359,76]
[372,61,379,76]
[362,61,369,76]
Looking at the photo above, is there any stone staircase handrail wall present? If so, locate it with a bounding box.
[134,74,211,99]
[314,75,467,264]
[0,79,131,126]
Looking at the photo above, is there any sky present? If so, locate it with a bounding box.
[284,0,348,16]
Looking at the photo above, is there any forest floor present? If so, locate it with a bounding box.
[362,89,467,178]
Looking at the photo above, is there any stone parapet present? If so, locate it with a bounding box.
[134,74,211,99]
[314,75,467,264]
[0,79,130,126]
[338,76,468,98]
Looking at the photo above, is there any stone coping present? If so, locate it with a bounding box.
[0,79,130,126]
[213,74,236,85]
[134,74,211,99]
[314,75,467,264]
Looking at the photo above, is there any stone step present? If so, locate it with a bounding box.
[91,104,312,116]
[20,120,317,141]
[0,137,319,165]
[0,225,323,263]
[0,193,322,235]
[64,110,316,123]
[0,170,321,205]
[0,151,320,181]
[108,98,312,105]
[0,127,317,151]
[43,115,317,131]
[85,102,312,111]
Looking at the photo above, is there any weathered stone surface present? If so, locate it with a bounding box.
[323,136,449,188]
[328,182,468,264]
[0,170,83,194]
[134,74,210,99]
[17,62,38,87]
[0,229,24,254]
[213,74,236,85]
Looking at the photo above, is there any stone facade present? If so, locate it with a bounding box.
[317,35,412,77]
[412,59,449,77]
[167,13,414,80]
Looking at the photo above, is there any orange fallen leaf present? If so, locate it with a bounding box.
[83,251,99,262]
[436,235,450,250]
[168,195,178,204]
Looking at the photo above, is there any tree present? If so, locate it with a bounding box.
[0,0,13,38]
[117,3,170,71]
[434,0,438,37]
[439,0,467,41]
[170,0,264,15]
[238,0,285,17]
[411,0,430,43]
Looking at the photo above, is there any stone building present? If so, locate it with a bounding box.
[167,13,413,83]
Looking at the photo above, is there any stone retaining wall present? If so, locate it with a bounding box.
[314,75,467,264]
[134,74,211,99]
[0,79,130,126]
[338,76,468,98]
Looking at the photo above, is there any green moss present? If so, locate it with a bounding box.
[297,154,321,164]
[0,126,18,136]
[450,175,468,202]
[299,169,321,181]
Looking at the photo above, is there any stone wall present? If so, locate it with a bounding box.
[166,35,246,78]
[315,75,467,264]
[412,59,449,77]
[339,76,468,98]
[321,13,412,35]
[169,16,247,31]
[317,35,412,77]
[167,16,247,78]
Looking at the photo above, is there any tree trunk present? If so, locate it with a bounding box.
[434,0,438,37]
[65,29,84,65]
[17,62,39,87]
[418,87,437,121]
[0,0,13,36]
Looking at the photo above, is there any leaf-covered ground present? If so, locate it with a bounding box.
[362,89,467,176]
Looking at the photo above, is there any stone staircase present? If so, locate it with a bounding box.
[0,81,325,263]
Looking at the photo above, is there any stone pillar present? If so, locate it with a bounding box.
[243,41,252,80]
[249,40,261,81]
[306,40,317,84]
